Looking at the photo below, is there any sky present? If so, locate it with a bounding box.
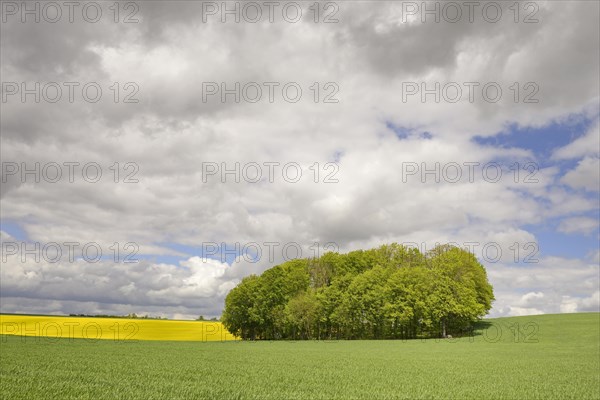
[0,0,598,320]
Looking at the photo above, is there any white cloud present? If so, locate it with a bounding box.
[1,1,599,318]
[506,307,545,317]
[552,118,600,160]
[487,256,599,317]
[0,231,14,243]
[560,156,600,192]
[560,291,600,313]
[0,254,239,318]
[520,291,545,307]
[558,216,599,235]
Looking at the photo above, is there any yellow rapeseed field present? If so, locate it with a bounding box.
[0,314,238,341]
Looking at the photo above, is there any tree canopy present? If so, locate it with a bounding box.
[222,243,494,340]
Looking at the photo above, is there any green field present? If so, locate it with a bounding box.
[1,313,598,399]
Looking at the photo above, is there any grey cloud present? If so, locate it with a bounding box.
[1,0,599,318]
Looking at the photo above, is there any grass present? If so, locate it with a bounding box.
[0,313,598,399]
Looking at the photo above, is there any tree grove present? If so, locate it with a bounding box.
[222,243,494,340]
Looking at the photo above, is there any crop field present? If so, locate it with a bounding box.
[1,313,598,399]
[0,314,237,342]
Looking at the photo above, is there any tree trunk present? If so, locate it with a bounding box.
[442,319,446,338]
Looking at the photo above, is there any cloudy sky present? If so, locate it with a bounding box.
[1,0,598,319]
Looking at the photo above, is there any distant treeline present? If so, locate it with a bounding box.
[196,316,220,321]
[68,313,167,320]
[67,313,220,321]
[222,244,494,340]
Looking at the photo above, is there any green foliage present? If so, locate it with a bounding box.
[2,314,598,399]
[285,291,319,339]
[222,243,495,340]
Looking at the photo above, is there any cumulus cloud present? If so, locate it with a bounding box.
[560,157,600,192]
[487,256,599,317]
[1,1,599,318]
[558,216,599,236]
[560,291,600,313]
[0,254,239,319]
[552,118,600,160]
